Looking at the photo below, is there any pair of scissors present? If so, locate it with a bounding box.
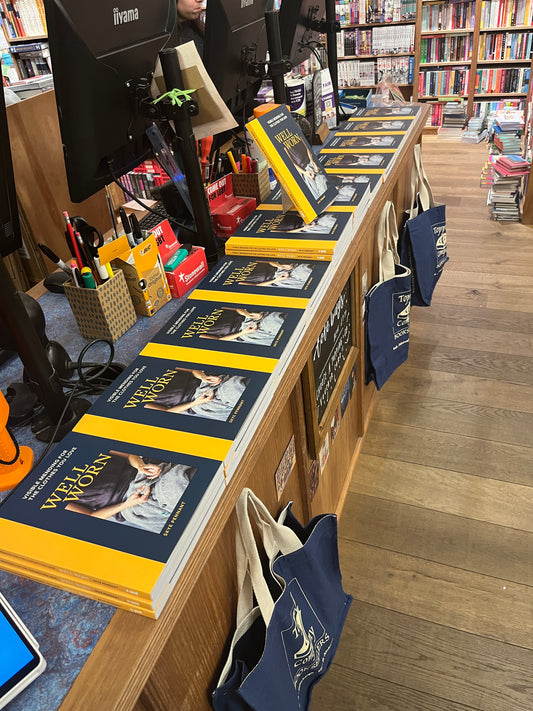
[71,216,104,258]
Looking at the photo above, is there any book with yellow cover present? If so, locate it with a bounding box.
[0,431,224,615]
[246,105,338,223]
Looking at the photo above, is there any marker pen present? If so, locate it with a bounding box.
[119,207,135,248]
[38,243,71,275]
[80,267,97,289]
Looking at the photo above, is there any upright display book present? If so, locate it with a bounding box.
[77,355,271,461]
[191,255,330,307]
[245,105,338,224]
[142,298,306,373]
[317,150,394,174]
[0,432,224,614]
[327,134,403,150]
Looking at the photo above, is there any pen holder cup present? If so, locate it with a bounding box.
[232,165,271,204]
[64,270,137,342]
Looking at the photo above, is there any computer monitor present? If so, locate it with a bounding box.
[43,0,178,203]
[0,88,22,259]
[203,0,269,122]
[279,0,326,68]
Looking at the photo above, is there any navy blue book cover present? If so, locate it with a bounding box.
[193,255,329,302]
[352,105,420,117]
[328,133,403,149]
[232,208,352,241]
[85,354,270,444]
[260,175,377,209]
[0,431,223,578]
[317,151,394,173]
[336,118,413,133]
[148,298,305,363]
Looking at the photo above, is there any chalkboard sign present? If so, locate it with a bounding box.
[312,280,353,422]
[302,273,358,458]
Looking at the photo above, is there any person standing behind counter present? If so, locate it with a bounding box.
[175,0,205,56]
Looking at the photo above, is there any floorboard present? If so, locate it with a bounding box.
[310,135,533,710]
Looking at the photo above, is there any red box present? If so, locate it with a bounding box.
[151,219,181,263]
[206,174,256,239]
[165,246,208,298]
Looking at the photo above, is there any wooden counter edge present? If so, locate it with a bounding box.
[59,104,430,711]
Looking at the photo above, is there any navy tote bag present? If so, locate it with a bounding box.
[400,143,448,306]
[365,201,412,390]
[212,488,352,711]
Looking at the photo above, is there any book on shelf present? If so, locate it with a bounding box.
[0,431,225,617]
[336,117,413,133]
[245,104,339,224]
[224,208,353,260]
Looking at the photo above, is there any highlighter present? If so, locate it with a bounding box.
[164,244,192,272]
[80,266,97,289]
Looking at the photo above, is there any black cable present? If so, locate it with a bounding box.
[30,383,83,469]
[0,425,20,466]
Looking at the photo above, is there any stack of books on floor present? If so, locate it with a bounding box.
[485,155,529,221]
[461,116,488,143]
[437,101,466,140]
[0,255,330,618]
[492,127,522,155]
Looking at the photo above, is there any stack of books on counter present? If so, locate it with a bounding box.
[0,255,330,618]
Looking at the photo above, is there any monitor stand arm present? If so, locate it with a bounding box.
[157,48,221,269]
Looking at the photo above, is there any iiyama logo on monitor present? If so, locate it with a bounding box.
[241,0,254,7]
[113,6,140,25]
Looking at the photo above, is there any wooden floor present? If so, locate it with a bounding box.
[310,136,533,710]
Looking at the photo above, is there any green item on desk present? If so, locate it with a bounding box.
[80,267,97,289]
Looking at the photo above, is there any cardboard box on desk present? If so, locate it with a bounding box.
[99,234,171,317]
[206,174,256,239]
[64,270,137,342]
[165,246,208,298]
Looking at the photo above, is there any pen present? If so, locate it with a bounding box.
[119,207,135,248]
[227,150,238,173]
[63,211,85,268]
[38,243,71,275]
[69,259,81,287]
[129,212,144,245]
[241,154,247,173]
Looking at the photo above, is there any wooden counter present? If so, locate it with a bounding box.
[59,106,429,711]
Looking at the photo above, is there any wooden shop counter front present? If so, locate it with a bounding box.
[58,106,428,711]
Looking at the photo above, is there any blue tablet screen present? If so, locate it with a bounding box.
[0,609,34,687]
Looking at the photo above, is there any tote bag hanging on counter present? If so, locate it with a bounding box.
[212,488,352,711]
[365,200,412,390]
[400,143,448,306]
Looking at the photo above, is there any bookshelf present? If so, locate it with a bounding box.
[412,0,533,125]
[0,0,48,83]
[336,1,417,99]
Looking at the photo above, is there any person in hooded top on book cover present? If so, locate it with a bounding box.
[284,140,329,200]
[65,451,196,534]
[198,307,287,347]
[144,367,250,421]
[239,261,314,289]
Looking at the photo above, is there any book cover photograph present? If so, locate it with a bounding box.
[317,151,394,173]
[146,299,305,363]
[260,175,374,209]
[193,255,329,301]
[327,133,404,150]
[0,432,223,598]
[352,105,420,117]
[232,207,352,240]
[337,118,413,133]
[84,355,270,444]
[246,105,339,223]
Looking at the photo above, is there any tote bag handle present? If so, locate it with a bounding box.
[235,488,302,626]
[376,200,400,283]
[408,144,435,216]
